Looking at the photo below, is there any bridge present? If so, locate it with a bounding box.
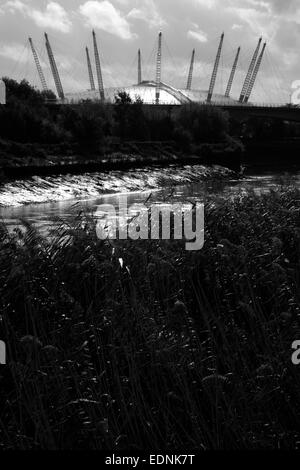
[215,102,300,123]
[140,102,300,123]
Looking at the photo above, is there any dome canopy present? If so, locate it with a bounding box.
[65,80,238,105]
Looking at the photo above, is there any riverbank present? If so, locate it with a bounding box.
[0,138,243,180]
[2,78,300,185]
[0,187,299,450]
[2,136,300,183]
[0,80,243,179]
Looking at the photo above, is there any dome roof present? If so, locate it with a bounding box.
[65,80,238,105]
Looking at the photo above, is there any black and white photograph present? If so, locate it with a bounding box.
[0,0,300,458]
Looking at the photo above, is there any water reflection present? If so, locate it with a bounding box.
[1,169,299,236]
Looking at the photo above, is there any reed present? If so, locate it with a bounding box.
[0,188,299,450]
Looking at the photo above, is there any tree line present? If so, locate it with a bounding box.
[0,78,299,157]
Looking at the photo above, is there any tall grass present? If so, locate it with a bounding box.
[0,188,299,450]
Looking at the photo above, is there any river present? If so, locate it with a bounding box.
[0,164,299,235]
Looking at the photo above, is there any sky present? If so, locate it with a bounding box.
[0,0,299,103]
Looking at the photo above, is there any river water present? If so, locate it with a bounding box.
[0,165,299,235]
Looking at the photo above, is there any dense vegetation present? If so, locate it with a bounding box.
[0,79,229,149]
[0,188,299,450]
[1,77,300,172]
[0,79,298,156]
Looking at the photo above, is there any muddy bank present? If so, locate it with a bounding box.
[0,140,243,180]
[0,164,235,207]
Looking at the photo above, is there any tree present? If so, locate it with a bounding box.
[113,91,148,140]
[173,103,229,143]
[0,78,68,144]
[2,78,45,105]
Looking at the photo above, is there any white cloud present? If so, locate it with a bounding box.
[29,2,72,33]
[4,0,27,13]
[194,0,216,9]
[2,1,72,33]
[187,28,208,43]
[233,7,277,40]
[79,1,135,40]
[127,0,166,29]
[232,23,243,30]
[127,8,145,21]
[55,54,73,72]
[0,42,28,63]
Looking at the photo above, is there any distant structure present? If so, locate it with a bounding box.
[225,46,240,98]
[207,33,224,103]
[138,49,142,85]
[239,37,262,103]
[186,49,195,90]
[26,30,270,106]
[29,38,48,92]
[45,32,64,100]
[155,32,162,105]
[244,42,266,103]
[0,79,6,105]
[92,30,105,101]
[86,47,96,91]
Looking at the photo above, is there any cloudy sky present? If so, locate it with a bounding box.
[0,0,299,102]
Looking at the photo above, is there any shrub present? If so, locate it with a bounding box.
[173,103,229,143]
